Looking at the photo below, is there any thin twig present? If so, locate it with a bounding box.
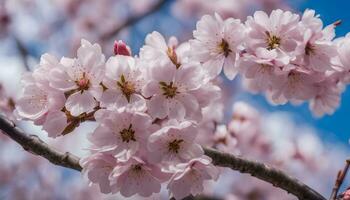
[330,159,350,200]
[0,114,326,200]
[100,0,169,41]
[13,36,31,71]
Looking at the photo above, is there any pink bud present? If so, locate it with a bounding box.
[113,40,131,56]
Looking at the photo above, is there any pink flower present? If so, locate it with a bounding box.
[167,156,219,200]
[147,120,203,163]
[140,31,183,68]
[295,9,337,72]
[32,53,63,86]
[309,77,342,117]
[269,68,322,103]
[89,110,153,161]
[42,111,68,138]
[190,13,245,80]
[337,33,350,71]
[245,9,301,64]
[237,51,280,93]
[16,83,65,122]
[143,62,205,120]
[109,156,168,197]
[49,39,105,116]
[100,55,146,111]
[114,40,131,56]
[80,152,117,194]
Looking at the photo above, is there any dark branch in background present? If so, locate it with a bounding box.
[330,159,350,200]
[100,0,169,41]
[0,115,326,200]
[0,115,82,171]
[13,36,31,71]
[204,148,326,200]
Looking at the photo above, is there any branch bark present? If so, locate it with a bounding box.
[100,0,169,41]
[0,115,326,200]
[329,159,350,200]
[0,115,82,171]
[204,148,326,200]
[13,36,31,71]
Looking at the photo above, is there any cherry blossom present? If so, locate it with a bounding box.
[80,152,117,194]
[143,60,206,120]
[100,55,146,111]
[140,31,183,68]
[109,156,168,197]
[147,120,203,163]
[190,13,245,80]
[49,39,105,116]
[16,84,65,121]
[244,9,301,64]
[89,110,153,161]
[167,156,219,199]
[113,40,132,56]
[297,9,337,72]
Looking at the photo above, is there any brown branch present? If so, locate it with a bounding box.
[100,0,169,41]
[0,115,82,171]
[13,36,31,71]
[330,159,350,200]
[0,115,326,200]
[204,148,326,200]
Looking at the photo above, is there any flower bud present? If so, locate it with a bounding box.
[113,40,131,56]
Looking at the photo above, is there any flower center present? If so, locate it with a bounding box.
[219,39,232,57]
[130,164,144,175]
[266,32,281,50]
[76,72,90,91]
[305,42,315,56]
[168,139,183,154]
[167,47,181,69]
[117,74,136,102]
[159,81,178,99]
[119,124,136,143]
[132,164,142,171]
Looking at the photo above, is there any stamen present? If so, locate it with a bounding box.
[168,139,184,153]
[159,81,178,98]
[119,124,136,143]
[266,31,281,50]
[219,39,232,57]
[117,74,136,102]
[75,72,90,91]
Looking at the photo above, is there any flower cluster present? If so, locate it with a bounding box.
[16,34,221,198]
[190,9,350,117]
[15,8,350,199]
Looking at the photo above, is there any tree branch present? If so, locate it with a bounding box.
[330,159,350,200]
[0,115,82,171]
[100,0,169,41]
[204,148,326,200]
[0,115,326,200]
[13,36,31,71]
